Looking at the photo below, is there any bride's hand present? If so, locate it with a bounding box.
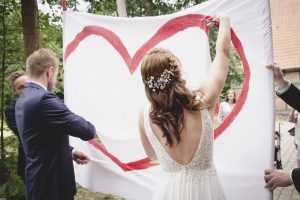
[207,14,229,27]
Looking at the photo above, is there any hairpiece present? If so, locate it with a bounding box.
[144,68,174,92]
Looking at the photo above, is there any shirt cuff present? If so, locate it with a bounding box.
[290,169,294,184]
[72,149,76,156]
[277,80,291,95]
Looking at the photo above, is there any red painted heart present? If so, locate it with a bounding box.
[64,14,250,171]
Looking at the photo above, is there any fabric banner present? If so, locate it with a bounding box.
[63,0,274,199]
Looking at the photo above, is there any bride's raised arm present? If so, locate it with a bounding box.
[196,14,231,115]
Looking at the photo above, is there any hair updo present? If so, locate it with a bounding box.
[141,48,204,147]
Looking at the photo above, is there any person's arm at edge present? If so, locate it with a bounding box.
[266,64,300,112]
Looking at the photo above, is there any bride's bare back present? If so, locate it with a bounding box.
[149,109,203,166]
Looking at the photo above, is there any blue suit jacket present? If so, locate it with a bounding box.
[15,82,96,200]
[277,83,300,193]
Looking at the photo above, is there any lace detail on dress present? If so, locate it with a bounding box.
[143,103,214,173]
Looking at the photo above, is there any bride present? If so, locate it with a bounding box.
[138,14,230,200]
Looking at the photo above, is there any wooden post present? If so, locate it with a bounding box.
[0,0,7,160]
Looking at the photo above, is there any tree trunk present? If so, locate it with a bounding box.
[21,0,40,58]
[1,0,7,161]
[116,0,127,17]
[145,0,154,16]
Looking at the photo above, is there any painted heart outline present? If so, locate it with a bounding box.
[64,14,250,171]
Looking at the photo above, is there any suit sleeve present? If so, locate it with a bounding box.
[69,146,74,153]
[4,103,19,136]
[40,92,96,141]
[292,168,300,193]
[277,84,300,112]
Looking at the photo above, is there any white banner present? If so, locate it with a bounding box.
[63,0,274,199]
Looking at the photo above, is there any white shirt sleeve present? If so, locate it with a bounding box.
[290,168,294,184]
[276,81,291,95]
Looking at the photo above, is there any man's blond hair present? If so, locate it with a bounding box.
[26,48,59,77]
[10,70,26,88]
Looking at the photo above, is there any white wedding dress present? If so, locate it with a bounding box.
[144,105,226,200]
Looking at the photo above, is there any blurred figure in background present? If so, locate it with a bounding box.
[4,70,28,183]
[289,109,300,167]
[217,89,236,124]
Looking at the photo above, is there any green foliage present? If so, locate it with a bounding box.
[0,0,25,107]
[85,0,208,17]
[39,11,64,98]
[87,0,117,15]
[0,171,25,199]
[126,0,177,16]
[0,1,64,110]
[0,135,25,198]
[40,13,62,56]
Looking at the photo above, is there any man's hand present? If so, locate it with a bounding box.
[73,150,90,165]
[264,169,293,191]
[266,63,289,89]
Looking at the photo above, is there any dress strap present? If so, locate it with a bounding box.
[195,94,207,110]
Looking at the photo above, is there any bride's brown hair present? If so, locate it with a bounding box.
[141,48,204,147]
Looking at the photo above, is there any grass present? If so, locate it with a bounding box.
[75,184,125,200]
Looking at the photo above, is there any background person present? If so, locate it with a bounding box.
[288,109,300,167]
[4,71,28,184]
[217,89,236,124]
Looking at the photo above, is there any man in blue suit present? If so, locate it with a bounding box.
[15,49,96,200]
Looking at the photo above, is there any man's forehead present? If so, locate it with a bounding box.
[14,75,28,84]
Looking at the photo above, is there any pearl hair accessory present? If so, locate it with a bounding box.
[144,68,174,92]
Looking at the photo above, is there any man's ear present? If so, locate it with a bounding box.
[46,67,52,79]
